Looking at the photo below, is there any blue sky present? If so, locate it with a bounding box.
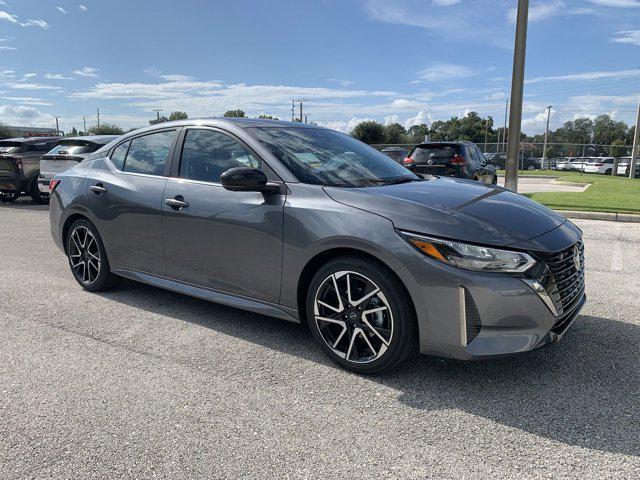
[1,0,639,135]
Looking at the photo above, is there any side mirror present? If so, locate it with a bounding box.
[220,167,282,194]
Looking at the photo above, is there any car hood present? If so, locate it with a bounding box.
[324,177,567,247]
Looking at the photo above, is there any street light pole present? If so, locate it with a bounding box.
[629,94,640,179]
[55,116,60,136]
[502,99,509,153]
[542,105,552,170]
[504,0,529,192]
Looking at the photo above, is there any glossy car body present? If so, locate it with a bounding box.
[582,157,615,175]
[38,135,120,193]
[405,141,497,183]
[0,137,60,202]
[49,119,585,364]
[380,146,409,164]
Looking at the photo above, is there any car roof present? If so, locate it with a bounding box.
[59,135,121,144]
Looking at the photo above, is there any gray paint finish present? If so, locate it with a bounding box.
[49,118,585,361]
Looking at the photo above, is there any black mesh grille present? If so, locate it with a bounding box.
[536,241,585,330]
[463,287,481,344]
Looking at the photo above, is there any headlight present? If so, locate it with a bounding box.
[400,231,536,273]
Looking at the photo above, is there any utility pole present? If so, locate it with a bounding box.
[54,116,60,136]
[291,99,295,122]
[630,94,640,179]
[83,116,87,135]
[542,105,552,170]
[96,108,101,128]
[502,99,509,154]
[483,118,489,152]
[300,101,303,122]
[153,108,163,123]
[504,0,529,192]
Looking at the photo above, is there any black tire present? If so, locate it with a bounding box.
[604,169,612,175]
[0,191,20,203]
[66,219,121,292]
[29,176,49,204]
[306,256,417,374]
[527,165,536,171]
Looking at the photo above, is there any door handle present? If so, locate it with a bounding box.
[90,184,107,195]
[165,196,189,209]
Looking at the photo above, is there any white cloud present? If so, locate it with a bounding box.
[21,73,37,80]
[384,114,400,125]
[144,67,193,82]
[508,0,564,23]
[73,66,99,77]
[0,104,55,124]
[418,63,476,82]
[0,11,17,23]
[7,82,61,90]
[57,6,67,14]
[0,68,15,79]
[612,30,640,45]
[317,117,375,134]
[526,68,640,83]
[433,0,461,5]
[2,96,53,106]
[0,45,16,51]
[19,19,49,29]
[404,111,430,129]
[586,0,640,6]
[78,4,88,11]
[328,78,355,87]
[44,73,73,80]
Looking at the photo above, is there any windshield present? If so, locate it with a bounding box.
[0,143,22,154]
[249,127,419,187]
[411,145,459,163]
[46,142,93,156]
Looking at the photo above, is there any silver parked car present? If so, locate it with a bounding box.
[49,119,585,373]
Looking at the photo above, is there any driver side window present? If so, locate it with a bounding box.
[179,129,261,183]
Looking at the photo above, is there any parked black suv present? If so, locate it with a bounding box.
[0,137,60,203]
[486,153,541,171]
[404,141,497,184]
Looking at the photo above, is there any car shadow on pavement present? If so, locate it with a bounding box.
[100,280,639,458]
[0,200,49,211]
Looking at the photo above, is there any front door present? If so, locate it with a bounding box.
[161,127,285,303]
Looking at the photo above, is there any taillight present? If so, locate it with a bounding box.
[49,179,60,191]
[450,155,467,165]
[403,157,414,166]
[593,163,603,167]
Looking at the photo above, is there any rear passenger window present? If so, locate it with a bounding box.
[123,130,176,175]
[110,141,129,170]
[179,129,260,183]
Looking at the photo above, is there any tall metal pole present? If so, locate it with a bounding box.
[83,116,87,135]
[630,94,640,179]
[291,100,295,122]
[502,99,509,153]
[299,101,303,123]
[96,108,100,128]
[484,118,489,152]
[542,105,552,169]
[55,116,60,136]
[504,0,529,192]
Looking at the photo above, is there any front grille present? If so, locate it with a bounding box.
[536,241,585,328]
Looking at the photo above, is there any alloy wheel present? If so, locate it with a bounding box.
[314,271,394,364]
[69,226,101,285]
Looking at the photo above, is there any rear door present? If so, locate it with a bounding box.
[161,127,285,303]
[87,129,178,276]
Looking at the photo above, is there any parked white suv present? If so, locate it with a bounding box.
[583,157,615,175]
[38,136,120,192]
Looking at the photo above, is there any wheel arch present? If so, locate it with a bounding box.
[296,247,418,331]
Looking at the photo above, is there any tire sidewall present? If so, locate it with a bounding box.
[306,256,414,374]
[66,219,113,291]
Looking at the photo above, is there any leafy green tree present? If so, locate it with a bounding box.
[0,122,12,139]
[66,127,79,137]
[258,114,279,120]
[223,109,245,118]
[610,139,629,159]
[383,123,407,144]
[554,117,594,144]
[407,124,429,143]
[594,114,628,146]
[88,123,125,135]
[350,121,385,144]
[169,111,188,121]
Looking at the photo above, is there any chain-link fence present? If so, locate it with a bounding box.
[372,142,635,159]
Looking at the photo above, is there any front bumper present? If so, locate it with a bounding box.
[399,225,585,360]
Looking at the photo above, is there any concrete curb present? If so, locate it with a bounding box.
[556,210,640,223]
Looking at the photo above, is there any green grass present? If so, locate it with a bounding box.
[495,170,640,214]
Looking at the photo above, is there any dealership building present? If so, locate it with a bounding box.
[6,126,60,138]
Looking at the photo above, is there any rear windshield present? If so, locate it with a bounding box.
[46,142,95,156]
[0,142,22,154]
[410,145,460,162]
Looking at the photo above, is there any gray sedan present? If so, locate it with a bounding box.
[49,118,585,373]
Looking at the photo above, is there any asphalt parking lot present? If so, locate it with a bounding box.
[1,199,639,479]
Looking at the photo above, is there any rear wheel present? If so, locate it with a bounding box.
[66,219,121,291]
[29,176,49,204]
[0,191,20,203]
[604,169,612,175]
[306,256,416,374]
[527,165,536,171]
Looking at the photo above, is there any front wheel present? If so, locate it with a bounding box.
[306,256,417,374]
[527,165,536,171]
[66,219,121,291]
